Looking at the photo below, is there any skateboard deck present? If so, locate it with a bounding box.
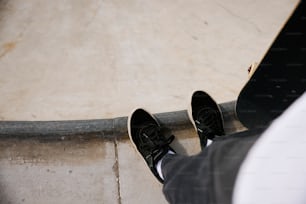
[236,0,306,129]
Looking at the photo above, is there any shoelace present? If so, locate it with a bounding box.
[139,123,174,168]
[195,107,221,138]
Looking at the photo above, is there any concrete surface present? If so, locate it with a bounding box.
[0,128,204,204]
[0,0,299,203]
[0,139,118,204]
[0,0,297,120]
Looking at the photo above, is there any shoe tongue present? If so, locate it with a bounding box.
[140,125,174,152]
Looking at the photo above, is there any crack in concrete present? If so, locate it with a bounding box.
[215,1,261,33]
[113,139,122,204]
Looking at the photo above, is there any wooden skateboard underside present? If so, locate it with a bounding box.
[236,0,306,129]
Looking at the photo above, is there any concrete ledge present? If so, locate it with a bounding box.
[0,101,241,140]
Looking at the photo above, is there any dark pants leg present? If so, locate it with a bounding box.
[161,128,264,204]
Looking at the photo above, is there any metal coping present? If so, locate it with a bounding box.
[0,101,237,140]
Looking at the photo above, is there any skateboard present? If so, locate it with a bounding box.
[236,0,306,129]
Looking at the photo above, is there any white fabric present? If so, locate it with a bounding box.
[156,150,175,180]
[233,92,306,204]
[207,139,213,146]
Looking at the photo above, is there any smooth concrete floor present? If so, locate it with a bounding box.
[0,0,297,120]
[0,0,299,203]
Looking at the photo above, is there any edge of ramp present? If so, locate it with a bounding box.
[0,101,242,140]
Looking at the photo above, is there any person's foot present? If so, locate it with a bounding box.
[128,108,175,183]
[188,91,225,149]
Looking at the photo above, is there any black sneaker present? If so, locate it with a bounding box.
[188,91,225,149]
[128,108,175,183]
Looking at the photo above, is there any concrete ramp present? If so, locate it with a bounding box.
[0,0,296,120]
[0,0,298,203]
